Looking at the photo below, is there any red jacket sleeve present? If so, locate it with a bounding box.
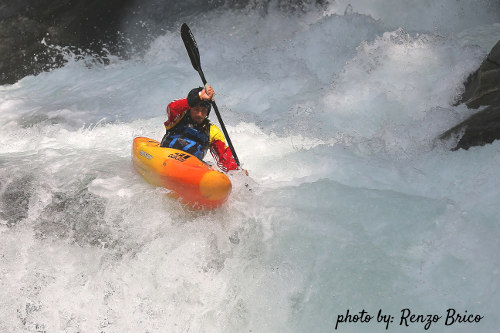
[210,140,239,172]
[164,98,190,130]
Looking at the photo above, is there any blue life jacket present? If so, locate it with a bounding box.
[160,114,210,160]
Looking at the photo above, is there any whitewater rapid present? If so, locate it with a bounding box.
[1,1,500,332]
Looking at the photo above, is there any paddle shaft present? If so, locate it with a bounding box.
[181,23,241,167]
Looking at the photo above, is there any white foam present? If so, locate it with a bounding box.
[1,3,499,332]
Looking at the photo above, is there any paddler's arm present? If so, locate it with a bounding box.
[211,140,239,172]
[209,124,247,174]
[164,98,190,129]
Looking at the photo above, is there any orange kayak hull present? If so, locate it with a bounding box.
[132,137,232,209]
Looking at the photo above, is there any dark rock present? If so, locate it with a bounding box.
[456,40,500,109]
[440,104,500,150]
[0,0,135,85]
[440,40,500,150]
[0,0,329,85]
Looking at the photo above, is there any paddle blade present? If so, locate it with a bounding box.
[181,23,202,73]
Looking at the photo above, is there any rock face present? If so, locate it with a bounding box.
[0,0,134,85]
[440,40,500,150]
[0,0,328,86]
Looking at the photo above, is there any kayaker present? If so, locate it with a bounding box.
[160,85,240,172]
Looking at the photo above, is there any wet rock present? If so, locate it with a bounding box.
[0,0,135,85]
[456,40,500,109]
[440,40,500,150]
[0,0,328,85]
[440,104,500,150]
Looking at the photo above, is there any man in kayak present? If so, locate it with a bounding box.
[160,85,239,172]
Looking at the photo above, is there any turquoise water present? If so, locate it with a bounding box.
[1,1,499,332]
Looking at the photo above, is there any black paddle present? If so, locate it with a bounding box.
[180,23,241,167]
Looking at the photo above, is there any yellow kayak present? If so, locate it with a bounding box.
[132,137,232,209]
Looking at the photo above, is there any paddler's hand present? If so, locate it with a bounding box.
[199,85,215,101]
